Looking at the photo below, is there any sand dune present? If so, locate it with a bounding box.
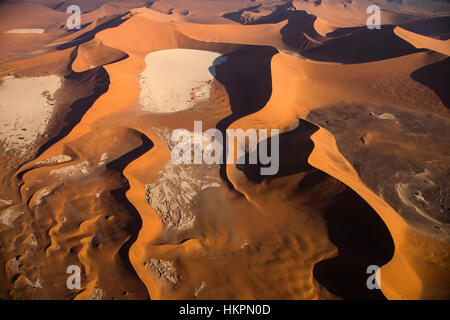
[0,0,449,301]
[72,39,129,72]
[394,26,450,56]
[0,2,66,33]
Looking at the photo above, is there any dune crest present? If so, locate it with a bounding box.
[394,26,450,56]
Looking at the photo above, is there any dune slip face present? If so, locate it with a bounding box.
[0,0,449,301]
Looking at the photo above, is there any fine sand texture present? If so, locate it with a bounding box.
[0,0,449,300]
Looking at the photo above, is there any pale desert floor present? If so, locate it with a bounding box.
[0,75,61,155]
[139,49,227,113]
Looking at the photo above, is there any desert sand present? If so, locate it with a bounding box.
[0,0,449,301]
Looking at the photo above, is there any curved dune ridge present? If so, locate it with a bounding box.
[394,26,450,56]
[0,0,449,300]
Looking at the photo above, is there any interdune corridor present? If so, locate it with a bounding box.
[0,0,449,300]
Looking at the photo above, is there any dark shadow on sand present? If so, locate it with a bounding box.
[411,57,450,109]
[280,10,317,50]
[235,119,395,299]
[301,26,422,63]
[56,13,130,50]
[238,119,318,183]
[313,187,395,300]
[210,46,278,187]
[222,2,293,25]
[16,65,110,181]
[106,131,154,300]
[400,17,450,40]
[37,66,110,157]
[280,11,423,63]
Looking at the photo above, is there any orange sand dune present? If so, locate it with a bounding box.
[0,0,449,300]
[72,39,129,72]
[395,26,450,56]
[0,2,66,32]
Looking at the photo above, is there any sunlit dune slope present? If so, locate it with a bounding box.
[395,26,450,56]
[72,39,129,72]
